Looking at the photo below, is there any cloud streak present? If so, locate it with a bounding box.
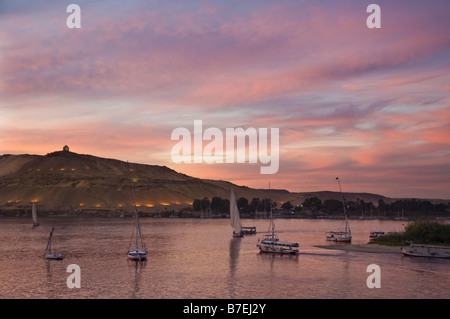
[1,0,450,198]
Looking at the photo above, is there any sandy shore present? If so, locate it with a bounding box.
[315,244,402,254]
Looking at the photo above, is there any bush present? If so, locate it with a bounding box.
[375,220,450,245]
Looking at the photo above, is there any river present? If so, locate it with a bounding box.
[0,217,448,299]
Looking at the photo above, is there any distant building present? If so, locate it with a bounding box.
[63,145,70,152]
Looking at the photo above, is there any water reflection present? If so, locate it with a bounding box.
[228,237,241,298]
[44,258,63,299]
[229,237,241,274]
[256,252,299,264]
[128,260,146,298]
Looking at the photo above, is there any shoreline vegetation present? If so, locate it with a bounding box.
[1,198,450,220]
[371,220,450,246]
[318,220,450,255]
[2,208,450,220]
[188,196,450,220]
[317,221,450,254]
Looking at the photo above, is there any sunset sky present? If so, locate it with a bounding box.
[1,0,450,199]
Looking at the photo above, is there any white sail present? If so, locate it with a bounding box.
[230,188,242,235]
[32,201,39,226]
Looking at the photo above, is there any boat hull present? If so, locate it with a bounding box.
[128,249,148,261]
[257,244,299,255]
[401,248,450,259]
[241,227,256,235]
[128,255,148,261]
[127,254,148,261]
[45,253,63,260]
[326,232,352,243]
[326,237,352,243]
[336,237,352,243]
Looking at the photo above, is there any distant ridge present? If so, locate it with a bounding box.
[0,150,390,215]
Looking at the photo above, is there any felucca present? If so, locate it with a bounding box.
[45,227,63,260]
[127,170,148,261]
[256,186,299,254]
[230,188,256,237]
[326,177,352,243]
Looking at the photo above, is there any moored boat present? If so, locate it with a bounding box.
[326,177,351,243]
[257,237,299,255]
[369,231,386,242]
[401,243,450,259]
[241,226,257,235]
[326,231,352,243]
[127,167,148,261]
[256,186,299,255]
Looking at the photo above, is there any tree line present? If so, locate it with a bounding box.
[290,197,450,218]
[192,195,450,218]
[192,196,276,216]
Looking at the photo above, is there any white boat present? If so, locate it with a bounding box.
[369,231,386,242]
[45,227,63,260]
[32,201,39,226]
[326,231,352,243]
[401,243,450,259]
[127,171,148,261]
[256,189,299,255]
[326,177,351,243]
[128,208,148,261]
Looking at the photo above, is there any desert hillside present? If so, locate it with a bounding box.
[0,148,389,215]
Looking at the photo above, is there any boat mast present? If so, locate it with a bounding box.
[129,173,144,249]
[128,163,146,250]
[269,182,275,239]
[336,177,350,234]
[46,227,54,254]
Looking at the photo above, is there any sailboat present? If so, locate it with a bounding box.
[32,201,39,226]
[230,188,256,237]
[326,177,352,243]
[256,189,299,254]
[230,188,243,237]
[45,227,63,260]
[127,173,148,261]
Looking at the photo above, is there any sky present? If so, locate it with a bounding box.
[1,0,450,199]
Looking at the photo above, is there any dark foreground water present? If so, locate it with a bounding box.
[0,217,448,299]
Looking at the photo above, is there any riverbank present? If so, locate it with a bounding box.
[315,244,402,254]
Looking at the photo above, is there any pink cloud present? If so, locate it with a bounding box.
[1,1,450,199]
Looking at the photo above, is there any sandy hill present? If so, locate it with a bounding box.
[0,150,388,215]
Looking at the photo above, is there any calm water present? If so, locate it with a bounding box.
[0,217,448,299]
